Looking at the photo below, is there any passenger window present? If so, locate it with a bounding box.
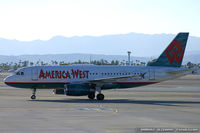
[16,72,20,75]
[21,72,24,75]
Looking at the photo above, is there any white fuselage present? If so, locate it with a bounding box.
[4,65,191,89]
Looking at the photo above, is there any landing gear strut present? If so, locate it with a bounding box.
[31,88,36,100]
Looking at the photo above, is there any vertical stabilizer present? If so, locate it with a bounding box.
[149,32,189,67]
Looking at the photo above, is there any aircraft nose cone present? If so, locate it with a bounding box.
[4,77,8,84]
[4,75,18,88]
[4,76,11,85]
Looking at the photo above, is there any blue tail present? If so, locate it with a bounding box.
[148,32,189,67]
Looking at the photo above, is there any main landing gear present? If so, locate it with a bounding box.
[88,86,104,100]
[88,92,95,100]
[88,84,96,100]
[31,88,36,100]
[88,92,104,100]
[96,94,104,100]
[96,87,104,100]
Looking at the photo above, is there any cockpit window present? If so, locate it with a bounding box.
[15,71,24,75]
[16,72,20,75]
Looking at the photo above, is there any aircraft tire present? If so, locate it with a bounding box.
[31,95,36,100]
[88,92,95,100]
[97,94,104,100]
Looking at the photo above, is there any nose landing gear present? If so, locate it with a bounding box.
[31,88,36,100]
[31,95,36,100]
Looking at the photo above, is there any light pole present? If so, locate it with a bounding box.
[127,51,131,66]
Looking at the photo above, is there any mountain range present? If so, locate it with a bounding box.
[0,32,200,64]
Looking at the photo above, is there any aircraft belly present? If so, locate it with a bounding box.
[5,82,66,89]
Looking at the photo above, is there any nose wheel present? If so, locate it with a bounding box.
[31,95,36,100]
[31,88,36,100]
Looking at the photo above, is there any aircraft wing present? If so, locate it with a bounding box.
[70,75,138,84]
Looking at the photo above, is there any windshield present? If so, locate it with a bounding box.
[13,70,24,76]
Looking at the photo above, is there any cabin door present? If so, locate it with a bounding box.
[31,68,38,81]
[149,68,155,80]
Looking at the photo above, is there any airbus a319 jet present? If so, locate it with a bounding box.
[4,33,192,100]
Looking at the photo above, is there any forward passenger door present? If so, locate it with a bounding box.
[31,68,38,81]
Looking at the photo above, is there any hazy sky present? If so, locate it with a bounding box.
[0,0,199,41]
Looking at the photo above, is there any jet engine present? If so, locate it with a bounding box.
[53,84,91,96]
[66,84,91,96]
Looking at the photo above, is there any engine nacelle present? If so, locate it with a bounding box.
[53,84,91,96]
[66,84,91,96]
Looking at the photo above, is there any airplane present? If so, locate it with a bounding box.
[4,32,192,100]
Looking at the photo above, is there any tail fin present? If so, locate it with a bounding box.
[148,32,189,67]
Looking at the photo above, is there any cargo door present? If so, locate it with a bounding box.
[31,68,38,81]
